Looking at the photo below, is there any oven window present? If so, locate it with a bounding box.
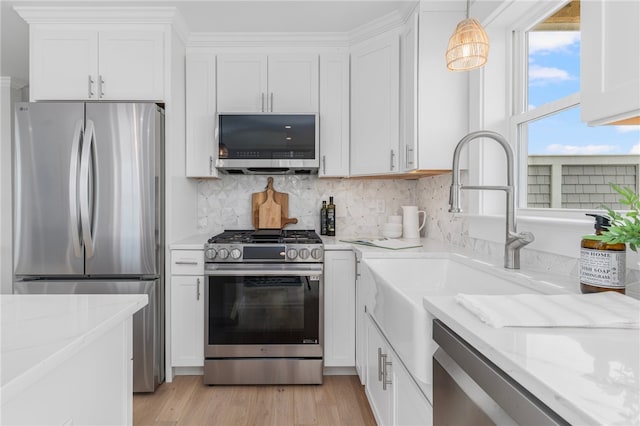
[207,275,320,345]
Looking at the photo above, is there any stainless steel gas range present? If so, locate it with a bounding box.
[203,229,324,385]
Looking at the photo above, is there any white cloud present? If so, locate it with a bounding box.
[529,65,574,86]
[529,32,580,55]
[630,144,640,154]
[545,144,618,155]
[615,125,640,134]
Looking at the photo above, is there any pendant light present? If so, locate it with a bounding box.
[446,0,489,71]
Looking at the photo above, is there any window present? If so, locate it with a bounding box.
[513,0,640,211]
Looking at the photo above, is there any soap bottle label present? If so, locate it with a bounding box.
[579,248,626,289]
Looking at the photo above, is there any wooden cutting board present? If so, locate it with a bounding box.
[258,189,281,229]
[251,177,298,229]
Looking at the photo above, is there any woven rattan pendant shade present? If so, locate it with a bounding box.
[446,18,489,71]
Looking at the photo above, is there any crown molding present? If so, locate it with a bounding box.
[348,9,404,45]
[188,32,349,48]
[14,6,180,25]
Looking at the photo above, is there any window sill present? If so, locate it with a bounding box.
[466,212,639,270]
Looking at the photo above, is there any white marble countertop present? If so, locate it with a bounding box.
[169,233,209,250]
[1,294,148,403]
[423,294,640,425]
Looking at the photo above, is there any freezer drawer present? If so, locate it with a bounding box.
[13,279,164,393]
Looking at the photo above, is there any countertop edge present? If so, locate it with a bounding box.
[1,295,148,405]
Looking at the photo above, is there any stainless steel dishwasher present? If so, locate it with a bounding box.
[432,320,569,426]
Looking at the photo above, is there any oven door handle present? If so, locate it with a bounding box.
[205,265,323,277]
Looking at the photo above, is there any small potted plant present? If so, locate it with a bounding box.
[596,184,640,252]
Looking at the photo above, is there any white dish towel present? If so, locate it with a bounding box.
[455,292,640,328]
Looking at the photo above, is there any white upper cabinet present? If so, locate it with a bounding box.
[415,9,468,171]
[581,0,640,126]
[186,51,218,178]
[268,54,319,112]
[400,12,419,172]
[217,53,319,112]
[350,30,401,176]
[319,53,350,177]
[30,26,164,101]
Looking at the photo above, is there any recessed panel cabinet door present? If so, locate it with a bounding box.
[268,54,319,112]
[350,32,400,176]
[31,29,98,100]
[217,54,268,112]
[98,31,165,101]
[581,0,640,125]
[171,275,205,367]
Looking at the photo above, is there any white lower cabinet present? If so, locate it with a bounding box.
[365,314,432,426]
[170,275,204,367]
[170,249,204,368]
[323,249,356,367]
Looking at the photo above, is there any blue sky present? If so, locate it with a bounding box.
[527,31,640,156]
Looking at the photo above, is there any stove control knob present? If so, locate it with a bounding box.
[299,248,310,260]
[311,248,323,260]
[205,248,217,260]
[218,248,229,260]
[287,248,298,260]
[230,248,242,260]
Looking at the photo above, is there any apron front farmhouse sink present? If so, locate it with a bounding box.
[361,254,567,391]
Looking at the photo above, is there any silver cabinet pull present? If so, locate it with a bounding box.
[175,261,198,265]
[98,75,105,98]
[390,149,396,171]
[382,354,392,390]
[261,93,265,112]
[87,75,95,98]
[322,155,326,174]
[270,92,274,112]
[377,347,384,381]
[406,145,414,167]
[209,155,214,174]
[196,277,201,300]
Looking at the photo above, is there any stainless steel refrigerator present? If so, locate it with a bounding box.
[13,102,165,392]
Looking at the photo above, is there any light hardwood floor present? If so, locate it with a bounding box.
[133,375,376,426]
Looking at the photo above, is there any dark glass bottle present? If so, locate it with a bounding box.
[327,196,336,236]
[320,201,328,235]
[580,214,626,294]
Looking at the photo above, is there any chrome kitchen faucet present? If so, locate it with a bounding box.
[449,130,534,269]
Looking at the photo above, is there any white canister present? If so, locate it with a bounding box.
[401,206,426,239]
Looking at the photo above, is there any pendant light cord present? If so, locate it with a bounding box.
[466,0,470,19]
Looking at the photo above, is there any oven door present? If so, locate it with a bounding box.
[204,263,323,358]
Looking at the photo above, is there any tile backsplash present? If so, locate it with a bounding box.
[198,175,419,238]
[197,173,639,283]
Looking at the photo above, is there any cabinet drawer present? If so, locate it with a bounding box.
[171,250,204,275]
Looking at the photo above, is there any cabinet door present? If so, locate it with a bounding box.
[186,52,218,178]
[268,54,319,112]
[324,250,356,367]
[170,275,204,367]
[350,32,400,176]
[98,31,164,101]
[581,0,640,125]
[394,354,433,426]
[400,12,419,172]
[30,29,98,101]
[217,54,268,112]
[319,54,350,177]
[365,315,393,426]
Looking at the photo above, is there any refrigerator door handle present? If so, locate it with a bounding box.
[69,120,84,258]
[80,119,97,258]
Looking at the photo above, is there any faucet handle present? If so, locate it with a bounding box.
[508,231,535,244]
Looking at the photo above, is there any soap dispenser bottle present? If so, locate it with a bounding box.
[580,213,626,294]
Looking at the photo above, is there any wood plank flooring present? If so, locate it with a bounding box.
[133,375,376,426]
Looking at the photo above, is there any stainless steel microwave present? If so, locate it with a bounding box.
[216,113,319,175]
